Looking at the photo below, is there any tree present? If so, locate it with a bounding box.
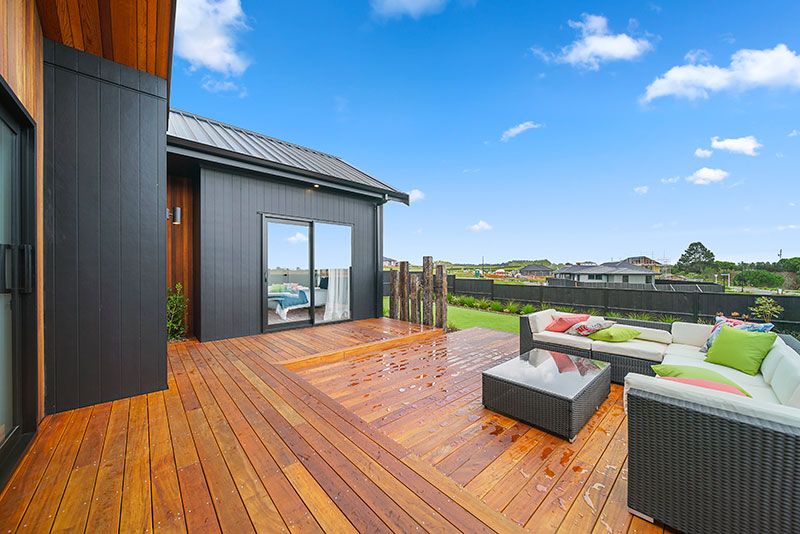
[749,296,784,323]
[676,242,715,273]
[733,270,785,289]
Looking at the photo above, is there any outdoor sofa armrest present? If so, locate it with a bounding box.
[520,314,534,354]
[625,373,800,534]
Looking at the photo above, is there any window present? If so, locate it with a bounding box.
[646,276,653,284]
[588,274,602,280]
[622,275,629,283]
[314,223,351,323]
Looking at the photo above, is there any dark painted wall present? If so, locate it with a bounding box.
[197,167,381,341]
[43,40,167,413]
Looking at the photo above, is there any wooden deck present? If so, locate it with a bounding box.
[0,319,670,533]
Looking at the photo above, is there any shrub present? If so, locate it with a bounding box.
[749,296,784,323]
[462,296,477,308]
[167,283,189,341]
[659,315,680,324]
[446,293,456,305]
[490,301,504,312]
[476,298,492,310]
[733,270,785,288]
[605,311,622,318]
[521,304,535,315]
[505,301,520,314]
[446,319,459,332]
[454,295,469,306]
[627,312,656,322]
[554,306,575,314]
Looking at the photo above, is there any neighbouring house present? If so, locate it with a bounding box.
[625,255,663,274]
[0,1,407,482]
[518,263,554,277]
[383,256,398,268]
[553,260,656,284]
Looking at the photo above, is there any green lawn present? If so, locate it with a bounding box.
[382,297,519,334]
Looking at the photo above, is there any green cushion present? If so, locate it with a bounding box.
[588,327,640,342]
[704,325,777,376]
[651,364,751,397]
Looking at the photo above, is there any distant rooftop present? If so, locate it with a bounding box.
[520,263,553,272]
[167,109,408,203]
[554,260,656,275]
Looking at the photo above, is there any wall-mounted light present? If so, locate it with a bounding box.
[313,184,320,188]
[166,206,182,225]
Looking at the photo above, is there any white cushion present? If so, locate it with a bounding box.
[625,374,800,428]
[528,309,557,333]
[664,343,706,361]
[532,330,592,351]
[661,354,769,391]
[671,322,714,347]
[771,350,800,407]
[591,339,666,362]
[613,325,672,344]
[761,337,790,385]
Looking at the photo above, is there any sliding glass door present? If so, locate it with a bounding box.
[262,217,352,331]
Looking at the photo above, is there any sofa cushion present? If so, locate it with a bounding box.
[546,314,589,332]
[622,325,673,344]
[532,330,592,351]
[566,319,614,336]
[664,343,706,361]
[704,326,777,376]
[591,339,666,362]
[761,337,791,385]
[771,351,800,407]
[589,327,640,343]
[671,322,714,347]
[657,377,748,397]
[703,316,774,352]
[662,354,770,392]
[529,309,557,333]
[625,374,800,428]
[651,364,751,397]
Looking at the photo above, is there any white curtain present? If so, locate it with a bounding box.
[324,268,350,321]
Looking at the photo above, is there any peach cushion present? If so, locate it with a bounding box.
[657,377,747,397]
[545,314,590,333]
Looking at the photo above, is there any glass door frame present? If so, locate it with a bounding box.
[261,214,354,333]
[0,74,38,487]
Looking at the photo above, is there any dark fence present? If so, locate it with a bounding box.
[546,277,724,293]
[382,272,800,332]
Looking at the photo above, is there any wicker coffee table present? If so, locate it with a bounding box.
[482,348,611,441]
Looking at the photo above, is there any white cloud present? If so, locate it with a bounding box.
[790,201,797,206]
[201,77,247,97]
[661,176,680,184]
[409,189,425,202]
[468,220,492,232]
[536,14,652,70]
[711,135,762,156]
[175,0,250,76]
[777,225,799,230]
[286,232,308,244]
[642,44,800,102]
[370,0,448,18]
[790,129,799,137]
[686,167,729,185]
[500,121,543,142]
[684,49,712,64]
[634,186,649,195]
[694,148,713,158]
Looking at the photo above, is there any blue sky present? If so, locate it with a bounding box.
[170,0,800,264]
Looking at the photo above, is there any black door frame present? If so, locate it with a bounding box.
[0,74,38,487]
[261,214,354,333]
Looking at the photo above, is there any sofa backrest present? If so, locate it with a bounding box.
[671,322,714,347]
[527,309,557,333]
[611,324,672,344]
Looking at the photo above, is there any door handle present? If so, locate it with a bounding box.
[0,244,33,294]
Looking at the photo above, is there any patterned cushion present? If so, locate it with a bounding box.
[566,319,615,336]
[545,314,590,333]
[701,315,774,352]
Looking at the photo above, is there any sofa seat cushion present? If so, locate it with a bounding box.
[671,322,714,347]
[661,354,778,403]
[664,343,706,361]
[591,339,666,362]
[619,325,672,344]
[532,331,592,351]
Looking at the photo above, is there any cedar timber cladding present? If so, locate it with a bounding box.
[43,40,167,413]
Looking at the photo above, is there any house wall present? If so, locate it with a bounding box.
[43,40,167,413]
[2,0,45,422]
[167,175,196,335]
[197,167,381,342]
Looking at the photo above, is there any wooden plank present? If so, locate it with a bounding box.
[77,0,102,55]
[409,273,421,324]
[436,263,447,330]
[398,261,409,322]
[120,395,153,533]
[147,391,187,533]
[389,269,398,319]
[422,256,434,326]
[85,399,129,533]
[51,402,111,533]
[155,0,171,77]
[590,459,632,534]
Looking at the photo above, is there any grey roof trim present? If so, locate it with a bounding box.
[520,264,553,271]
[167,108,409,204]
[554,261,656,275]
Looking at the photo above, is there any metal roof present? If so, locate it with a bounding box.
[519,264,553,272]
[167,109,407,202]
[554,261,656,275]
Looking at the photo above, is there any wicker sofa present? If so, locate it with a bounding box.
[519,309,800,533]
[520,309,714,384]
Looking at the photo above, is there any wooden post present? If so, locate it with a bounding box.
[410,274,421,324]
[399,261,409,322]
[436,264,447,331]
[422,256,434,326]
[389,269,399,319]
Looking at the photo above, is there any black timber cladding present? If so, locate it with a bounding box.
[43,40,167,413]
[197,166,381,342]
